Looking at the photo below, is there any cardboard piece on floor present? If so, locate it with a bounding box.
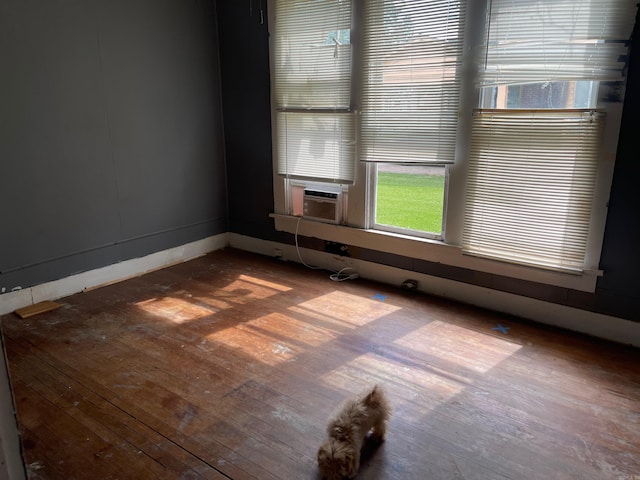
[15,301,62,319]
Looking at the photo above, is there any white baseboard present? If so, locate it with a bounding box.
[0,233,228,317]
[229,233,640,347]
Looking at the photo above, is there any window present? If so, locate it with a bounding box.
[463,0,635,272]
[273,0,355,184]
[360,0,465,238]
[270,0,636,278]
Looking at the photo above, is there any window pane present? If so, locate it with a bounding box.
[375,164,445,235]
[480,81,598,109]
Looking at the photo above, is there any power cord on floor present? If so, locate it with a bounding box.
[329,267,359,282]
[295,216,360,282]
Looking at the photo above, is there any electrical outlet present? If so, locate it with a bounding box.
[325,241,350,257]
[273,248,283,258]
[401,279,418,291]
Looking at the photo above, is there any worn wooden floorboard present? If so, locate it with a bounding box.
[2,248,639,479]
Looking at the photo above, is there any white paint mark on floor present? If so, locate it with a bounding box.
[272,342,292,355]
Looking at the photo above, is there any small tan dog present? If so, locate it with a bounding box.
[317,385,391,479]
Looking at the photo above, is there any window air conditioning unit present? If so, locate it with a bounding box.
[303,188,342,224]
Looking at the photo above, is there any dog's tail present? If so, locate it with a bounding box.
[364,384,391,413]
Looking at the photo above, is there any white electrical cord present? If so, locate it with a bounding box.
[295,216,323,270]
[329,267,360,282]
[294,216,360,282]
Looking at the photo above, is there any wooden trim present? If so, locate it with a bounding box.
[14,301,61,319]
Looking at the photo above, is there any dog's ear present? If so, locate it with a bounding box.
[364,384,391,416]
[364,384,381,405]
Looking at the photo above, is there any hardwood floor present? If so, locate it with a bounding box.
[2,248,639,479]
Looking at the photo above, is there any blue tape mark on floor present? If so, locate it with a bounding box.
[492,324,510,334]
[372,293,387,302]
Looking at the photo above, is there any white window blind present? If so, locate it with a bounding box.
[273,0,355,183]
[480,0,637,87]
[464,110,602,272]
[463,0,636,272]
[276,111,355,182]
[360,0,466,164]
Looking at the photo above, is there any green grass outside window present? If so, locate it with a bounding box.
[375,172,445,234]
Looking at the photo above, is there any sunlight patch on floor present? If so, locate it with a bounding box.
[242,312,330,348]
[135,274,293,322]
[195,274,292,310]
[135,297,214,324]
[320,351,466,407]
[203,290,400,365]
[206,313,299,365]
[236,274,292,293]
[291,291,401,330]
[394,320,522,374]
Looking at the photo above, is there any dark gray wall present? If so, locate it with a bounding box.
[217,1,640,323]
[0,0,226,292]
[216,1,287,242]
[596,8,640,321]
